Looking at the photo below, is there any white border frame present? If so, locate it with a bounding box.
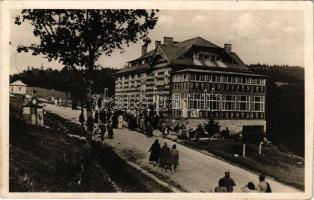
[0,1,313,199]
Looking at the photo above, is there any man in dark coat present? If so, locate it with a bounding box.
[219,171,236,192]
[159,142,170,170]
[148,139,161,166]
[107,123,114,139]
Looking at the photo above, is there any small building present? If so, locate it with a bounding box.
[22,97,44,127]
[10,80,27,95]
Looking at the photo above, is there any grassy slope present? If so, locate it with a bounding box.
[178,139,304,190]
[26,87,67,99]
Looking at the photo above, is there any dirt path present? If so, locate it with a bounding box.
[44,104,301,193]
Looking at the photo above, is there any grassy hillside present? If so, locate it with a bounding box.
[26,87,67,100]
[9,97,170,192]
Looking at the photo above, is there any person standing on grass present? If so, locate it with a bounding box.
[257,174,272,193]
[214,179,228,192]
[148,139,161,166]
[159,142,170,170]
[219,171,236,192]
[169,144,179,172]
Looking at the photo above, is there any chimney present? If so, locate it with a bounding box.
[141,44,148,56]
[164,37,173,46]
[155,40,161,48]
[224,43,232,53]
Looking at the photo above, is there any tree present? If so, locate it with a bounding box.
[15,9,159,134]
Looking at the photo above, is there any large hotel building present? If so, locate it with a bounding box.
[114,37,266,132]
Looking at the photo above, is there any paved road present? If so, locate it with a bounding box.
[44,104,300,193]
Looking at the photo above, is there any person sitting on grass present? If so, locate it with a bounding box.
[241,182,256,193]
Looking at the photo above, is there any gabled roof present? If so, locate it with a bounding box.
[10,80,27,86]
[174,36,219,49]
[117,36,249,75]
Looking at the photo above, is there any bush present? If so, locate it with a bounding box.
[205,118,220,136]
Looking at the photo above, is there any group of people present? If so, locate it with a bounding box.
[79,108,116,141]
[214,172,272,193]
[148,140,179,173]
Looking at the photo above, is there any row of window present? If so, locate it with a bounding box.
[172,74,266,85]
[172,94,264,112]
[172,110,265,119]
[173,82,266,93]
[116,71,170,89]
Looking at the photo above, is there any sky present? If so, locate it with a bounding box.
[10,9,304,74]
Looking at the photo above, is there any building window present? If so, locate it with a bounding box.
[210,94,221,111]
[236,95,250,111]
[172,94,180,109]
[189,93,204,110]
[212,75,219,82]
[222,76,228,83]
[251,96,264,112]
[222,95,236,111]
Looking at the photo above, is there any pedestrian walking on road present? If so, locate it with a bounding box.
[79,113,85,128]
[99,123,106,141]
[107,122,114,139]
[87,117,94,134]
[169,144,179,173]
[94,109,99,123]
[118,115,123,129]
[148,139,161,166]
[241,182,256,193]
[162,125,168,139]
[219,171,236,192]
[159,142,170,170]
[257,174,272,193]
[214,179,228,192]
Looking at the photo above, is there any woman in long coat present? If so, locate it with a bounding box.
[148,139,161,166]
[159,142,170,169]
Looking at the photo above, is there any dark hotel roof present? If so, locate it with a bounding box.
[116,36,251,75]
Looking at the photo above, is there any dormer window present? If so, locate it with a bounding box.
[142,60,145,65]
[210,55,216,61]
[204,55,209,60]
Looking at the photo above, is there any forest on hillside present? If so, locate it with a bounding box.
[248,64,304,156]
[10,64,305,156]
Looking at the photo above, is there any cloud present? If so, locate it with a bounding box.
[157,15,174,27]
[283,26,297,34]
[190,15,206,23]
[267,21,279,28]
[255,37,277,46]
[229,12,259,39]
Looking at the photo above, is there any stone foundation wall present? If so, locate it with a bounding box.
[174,118,266,134]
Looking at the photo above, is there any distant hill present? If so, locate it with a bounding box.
[248,64,304,83]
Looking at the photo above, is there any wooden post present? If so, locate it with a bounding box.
[259,142,262,155]
[242,143,246,157]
